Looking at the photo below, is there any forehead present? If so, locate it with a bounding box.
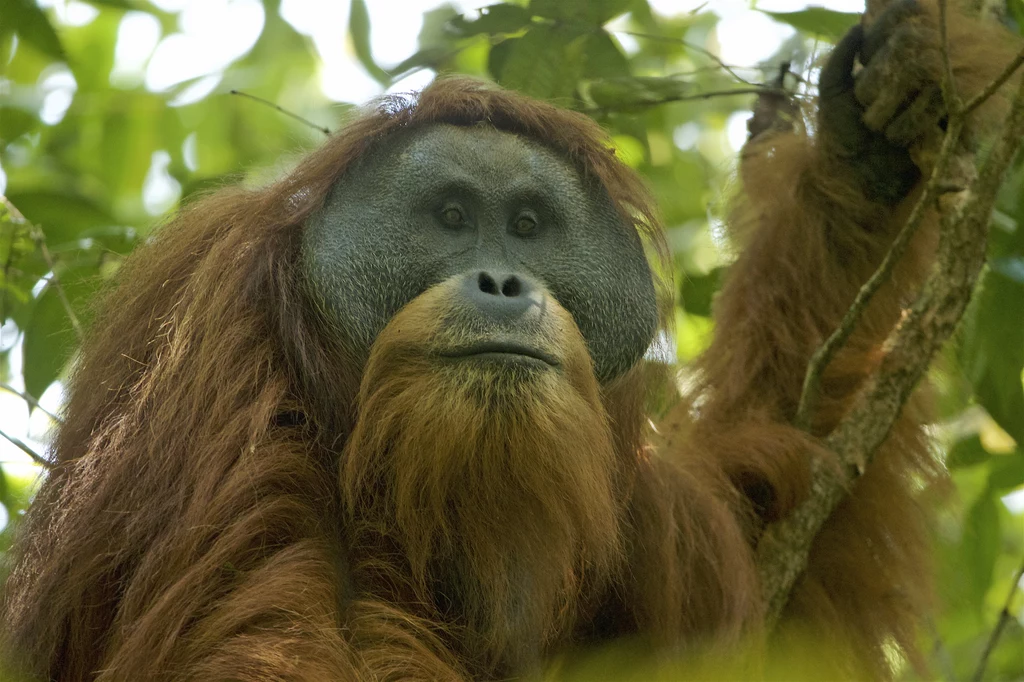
[378,124,586,193]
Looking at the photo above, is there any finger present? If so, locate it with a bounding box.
[862,0,922,63]
[820,24,865,100]
[885,86,945,146]
[820,94,870,154]
[855,41,905,129]
[855,36,934,131]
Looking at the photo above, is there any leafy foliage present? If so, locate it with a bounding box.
[0,0,1021,678]
[762,7,860,40]
[0,0,66,60]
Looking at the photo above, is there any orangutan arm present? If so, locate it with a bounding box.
[695,0,1020,433]
[655,0,1021,673]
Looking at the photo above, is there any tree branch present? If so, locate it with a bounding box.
[0,383,62,424]
[0,428,51,468]
[760,43,1024,627]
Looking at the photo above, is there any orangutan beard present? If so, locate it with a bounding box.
[340,331,627,668]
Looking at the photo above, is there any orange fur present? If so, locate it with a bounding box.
[342,279,624,674]
[1,5,1020,678]
[661,4,1020,675]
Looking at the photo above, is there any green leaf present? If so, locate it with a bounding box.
[0,0,66,61]
[962,490,1000,611]
[609,133,644,167]
[650,160,710,224]
[529,0,635,24]
[762,8,860,41]
[22,288,75,398]
[0,106,39,143]
[22,266,99,398]
[62,9,120,91]
[680,268,723,317]
[961,270,1024,444]
[946,435,991,469]
[92,94,179,201]
[349,0,390,85]
[988,453,1024,490]
[415,5,459,53]
[0,204,48,327]
[1008,0,1024,30]
[0,465,8,509]
[80,0,148,9]
[390,46,453,79]
[493,25,586,101]
[487,39,514,81]
[3,190,120,249]
[582,30,630,79]
[587,75,691,109]
[449,4,532,37]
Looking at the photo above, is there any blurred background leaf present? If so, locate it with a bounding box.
[0,0,1021,679]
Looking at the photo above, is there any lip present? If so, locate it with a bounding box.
[441,341,559,367]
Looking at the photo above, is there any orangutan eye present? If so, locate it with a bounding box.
[440,205,465,226]
[513,213,538,236]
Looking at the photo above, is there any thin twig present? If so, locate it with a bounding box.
[1,213,16,322]
[963,45,1024,116]
[586,86,787,114]
[793,117,964,430]
[229,90,331,136]
[0,383,62,424]
[937,0,962,113]
[1,196,83,341]
[0,428,51,468]
[647,86,784,102]
[971,557,1024,682]
[31,227,83,340]
[616,30,758,85]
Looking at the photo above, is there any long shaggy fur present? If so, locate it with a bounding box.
[663,4,1020,676]
[342,279,626,673]
[1,5,1020,679]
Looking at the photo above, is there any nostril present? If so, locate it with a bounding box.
[500,276,521,298]
[464,271,536,321]
[478,272,498,295]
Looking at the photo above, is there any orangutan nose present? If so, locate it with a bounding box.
[461,270,540,322]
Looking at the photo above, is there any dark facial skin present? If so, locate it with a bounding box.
[302,123,659,382]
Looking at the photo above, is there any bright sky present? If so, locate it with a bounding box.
[2,0,1022,518]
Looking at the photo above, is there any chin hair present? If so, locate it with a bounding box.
[341,343,626,664]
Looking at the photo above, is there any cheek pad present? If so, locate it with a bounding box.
[303,200,433,361]
[539,224,658,382]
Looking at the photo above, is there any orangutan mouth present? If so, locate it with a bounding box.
[442,341,559,368]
